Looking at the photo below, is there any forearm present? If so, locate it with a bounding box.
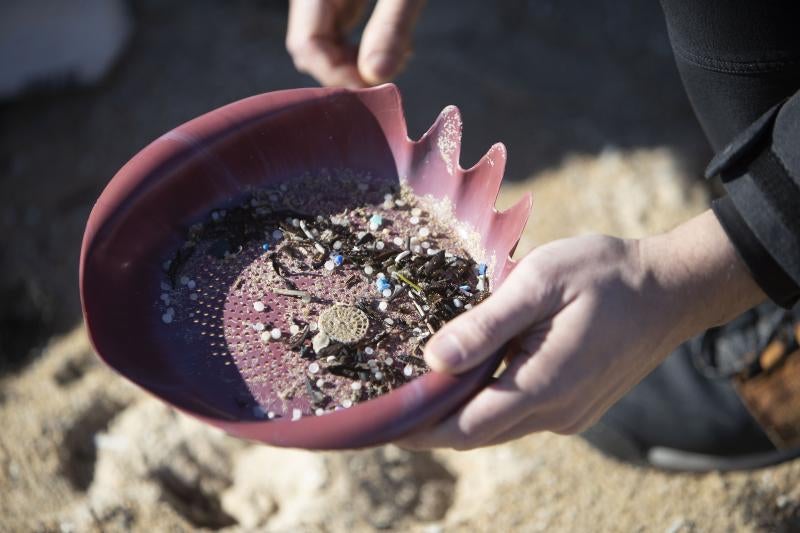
[640,209,766,344]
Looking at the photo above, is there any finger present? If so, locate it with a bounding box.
[286,0,366,88]
[399,344,557,450]
[423,262,557,374]
[358,0,425,84]
[481,367,634,447]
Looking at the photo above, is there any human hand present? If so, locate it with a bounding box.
[400,211,766,449]
[286,0,425,88]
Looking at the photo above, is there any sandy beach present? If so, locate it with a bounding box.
[2,1,799,531]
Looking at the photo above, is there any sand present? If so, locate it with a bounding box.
[2,1,800,531]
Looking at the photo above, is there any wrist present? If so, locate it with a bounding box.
[637,209,766,344]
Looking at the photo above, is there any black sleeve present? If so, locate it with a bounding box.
[659,1,800,308]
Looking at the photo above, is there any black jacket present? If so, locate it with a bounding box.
[661,0,800,307]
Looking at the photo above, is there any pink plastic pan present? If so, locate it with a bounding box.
[80,84,531,449]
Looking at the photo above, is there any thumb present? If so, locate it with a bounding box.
[358,0,425,85]
[424,271,544,374]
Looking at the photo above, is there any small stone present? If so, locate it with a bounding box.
[180,276,190,285]
[253,405,267,418]
[452,298,463,308]
[160,281,171,290]
[189,293,198,301]
[253,301,265,312]
[313,331,331,354]
[326,355,336,363]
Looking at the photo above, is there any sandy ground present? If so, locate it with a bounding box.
[2,1,800,531]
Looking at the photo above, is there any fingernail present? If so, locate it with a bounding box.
[362,52,399,83]
[429,333,465,369]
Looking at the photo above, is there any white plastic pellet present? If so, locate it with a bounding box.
[161,313,173,324]
[409,216,420,225]
[403,364,414,377]
[187,280,196,289]
[385,357,394,365]
[364,347,374,355]
[272,229,283,240]
[418,227,430,238]
[253,322,265,332]
[291,408,302,421]
[382,288,392,298]
[253,301,265,312]
[375,241,385,250]
[289,324,300,335]
[378,301,389,312]
[315,408,325,416]
[333,241,342,250]
[308,362,320,374]
[411,207,422,217]
[270,328,282,340]
[324,260,335,270]
[351,381,362,391]
[260,331,271,342]
[342,399,353,408]
[393,237,404,246]
[364,265,374,275]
